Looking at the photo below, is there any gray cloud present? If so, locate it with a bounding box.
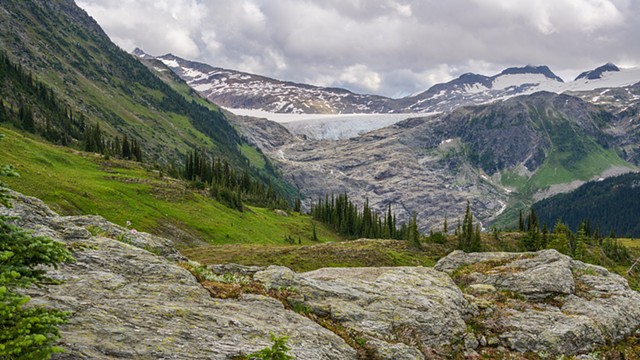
[77,0,639,98]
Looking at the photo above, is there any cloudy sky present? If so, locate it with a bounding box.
[77,0,639,98]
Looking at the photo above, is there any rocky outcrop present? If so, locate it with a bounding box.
[255,266,473,357]
[4,190,640,359]
[435,249,640,356]
[2,191,357,360]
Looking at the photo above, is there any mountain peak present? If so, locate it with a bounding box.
[575,63,620,81]
[499,65,564,83]
[131,48,153,59]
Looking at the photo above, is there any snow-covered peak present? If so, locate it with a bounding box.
[566,66,640,91]
[133,49,640,117]
[498,65,564,83]
[575,63,620,81]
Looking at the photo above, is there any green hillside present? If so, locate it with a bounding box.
[0,126,341,247]
[456,93,639,229]
[0,0,295,200]
[533,172,640,237]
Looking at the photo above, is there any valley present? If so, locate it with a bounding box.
[151,50,640,233]
[2,0,640,359]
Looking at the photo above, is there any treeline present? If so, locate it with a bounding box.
[310,193,421,242]
[0,51,142,162]
[517,208,631,263]
[183,148,288,211]
[533,172,640,237]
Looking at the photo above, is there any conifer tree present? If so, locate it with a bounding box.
[0,100,6,123]
[122,133,131,160]
[541,223,549,249]
[0,133,73,359]
[519,209,525,232]
[311,221,318,241]
[472,223,482,252]
[408,213,421,250]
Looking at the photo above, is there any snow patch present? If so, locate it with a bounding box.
[159,59,179,68]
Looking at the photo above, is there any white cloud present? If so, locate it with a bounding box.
[78,0,639,97]
[165,29,200,58]
[474,0,624,34]
[339,64,382,92]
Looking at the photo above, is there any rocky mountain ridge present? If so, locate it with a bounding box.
[4,190,640,359]
[137,50,640,115]
[151,52,395,114]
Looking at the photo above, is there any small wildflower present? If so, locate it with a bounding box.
[130,229,138,235]
[126,220,132,227]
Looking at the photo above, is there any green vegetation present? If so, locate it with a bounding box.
[533,172,640,237]
[0,133,73,359]
[456,201,482,252]
[483,99,636,230]
[243,333,293,360]
[0,127,341,247]
[311,194,407,240]
[529,148,628,190]
[182,240,437,273]
[0,1,295,207]
[183,148,289,211]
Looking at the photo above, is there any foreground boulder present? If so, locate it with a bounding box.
[254,265,473,358]
[2,192,357,360]
[435,249,640,356]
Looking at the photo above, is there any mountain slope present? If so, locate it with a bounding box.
[0,1,251,169]
[0,126,340,247]
[152,52,395,114]
[244,91,636,231]
[399,65,566,112]
[0,0,296,201]
[533,172,640,237]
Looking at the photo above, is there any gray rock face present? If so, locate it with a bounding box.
[436,249,575,300]
[269,119,507,232]
[2,192,357,360]
[436,249,640,356]
[254,265,472,356]
[4,189,640,358]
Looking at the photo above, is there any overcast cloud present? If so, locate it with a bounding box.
[77,0,639,98]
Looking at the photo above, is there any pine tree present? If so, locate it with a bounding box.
[311,221,319,241]
[122,133,131,160]
[18,103,35,133]
[541,223,549,249]
[472,223,482,252]
[0,100,6,123]
[443,214,448,234]
[518,209,525,232]
[408,213,421,250]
